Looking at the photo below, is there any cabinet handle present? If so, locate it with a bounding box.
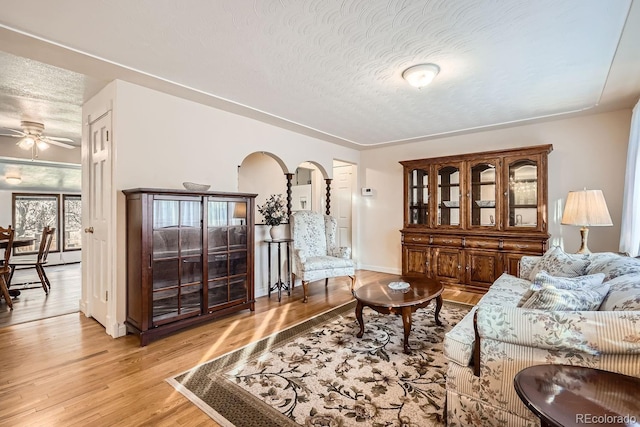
[466,265,470,270]
[457,265,462,270]
[84,227,94,233]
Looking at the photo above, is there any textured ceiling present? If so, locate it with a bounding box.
[0,157,80,192]
[0,0,639,148]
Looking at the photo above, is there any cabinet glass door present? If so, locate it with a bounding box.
[207,198,249,308]
[151,197,202,324]
[469,161,497,228]
[408,168,429,225]
[438,165,461,227]
[507,158,538,228]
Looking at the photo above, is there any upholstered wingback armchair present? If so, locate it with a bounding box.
[289,211,356,303]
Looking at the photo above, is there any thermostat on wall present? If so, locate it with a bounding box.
[361,188,373,196]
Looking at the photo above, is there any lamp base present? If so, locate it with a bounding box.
[576,226,591,254]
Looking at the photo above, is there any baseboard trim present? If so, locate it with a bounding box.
[356,264,402,275]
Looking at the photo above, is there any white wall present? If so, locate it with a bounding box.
[101,80,360,327]
[358,110,632,273]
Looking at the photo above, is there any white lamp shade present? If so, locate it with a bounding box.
[561,189,613,226]
[402,63,440,88]
[18,136,35,149]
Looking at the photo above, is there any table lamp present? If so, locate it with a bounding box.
[233,202,247,225]
[561,189,612,254]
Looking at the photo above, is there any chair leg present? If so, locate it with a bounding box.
[302,280,309,303]
[8,265,15,286]
[325,278,329,287]
[0,276,13,310]
[291,273,296,290]
[36,265,49,294]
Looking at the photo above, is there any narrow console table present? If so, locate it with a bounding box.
[265,238,293,302]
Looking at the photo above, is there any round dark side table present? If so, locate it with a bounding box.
[514,364,640,427]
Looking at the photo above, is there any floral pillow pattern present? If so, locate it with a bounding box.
[521,281,610,311]
[527,246,590,281]
[517,271,606,307]
[585,253,640,281]
[599,273,640,311]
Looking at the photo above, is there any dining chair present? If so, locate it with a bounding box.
[0,225,15,309]
[9,226,56,294]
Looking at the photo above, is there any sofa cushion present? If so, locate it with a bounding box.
[585,252,640,281]
[599,273,640,311]
[521,281,610,311]
[300,255,354,271]
[527,246,590,281]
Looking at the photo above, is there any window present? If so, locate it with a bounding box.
[12,194,59,254]
[12,193,82,255]
[63,195,82,251]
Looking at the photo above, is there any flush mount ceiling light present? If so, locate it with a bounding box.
[5,176,22,185]
[402,63,440,89]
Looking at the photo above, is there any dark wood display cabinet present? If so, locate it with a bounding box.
[401,145,552,293]
[123,188,257,345]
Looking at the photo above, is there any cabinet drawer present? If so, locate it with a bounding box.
[404,233,431,244]
[432,236,463,247]
[501,240,545,253]
[464,237,500,250]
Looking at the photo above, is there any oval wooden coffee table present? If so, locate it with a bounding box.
[353,276,443,354]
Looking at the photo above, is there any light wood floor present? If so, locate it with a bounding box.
[0,269,480,426]
[0,263,82,327]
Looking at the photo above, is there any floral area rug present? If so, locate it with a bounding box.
[167,300,470,427]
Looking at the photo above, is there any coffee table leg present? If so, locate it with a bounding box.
[402,307,412,354]
[434,295,443,326]
[356,301,365,338]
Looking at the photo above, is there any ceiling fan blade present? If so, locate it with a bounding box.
[0,128,26,137]
[45,135,75,143]
[41,137,75,149]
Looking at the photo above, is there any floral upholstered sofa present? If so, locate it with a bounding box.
[443,247,640,426]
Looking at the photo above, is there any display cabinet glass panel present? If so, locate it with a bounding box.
[408,168,429,225]
[208,253,228,279]
[208,279,228,307]
[153,288,179,322]
[470,162,497,227]
[508,160,538,228]
[229,277,248,301]
[438,165,461,226]
[152,259,179,290]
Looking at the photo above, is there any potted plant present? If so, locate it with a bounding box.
[257,194,287,239]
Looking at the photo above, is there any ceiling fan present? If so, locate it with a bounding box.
[0,121,75,159]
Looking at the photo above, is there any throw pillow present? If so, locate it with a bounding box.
[517,271,606,307]
[532,270,605,289]
[521,282,610,311]
[528,246,590,281]
[598,273,640,311]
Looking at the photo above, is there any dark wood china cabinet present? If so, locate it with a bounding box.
[401,145,552,293]
[123,188,256,345]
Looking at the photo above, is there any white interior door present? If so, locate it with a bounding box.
[86,112,112,328]
[333,164,353,248]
